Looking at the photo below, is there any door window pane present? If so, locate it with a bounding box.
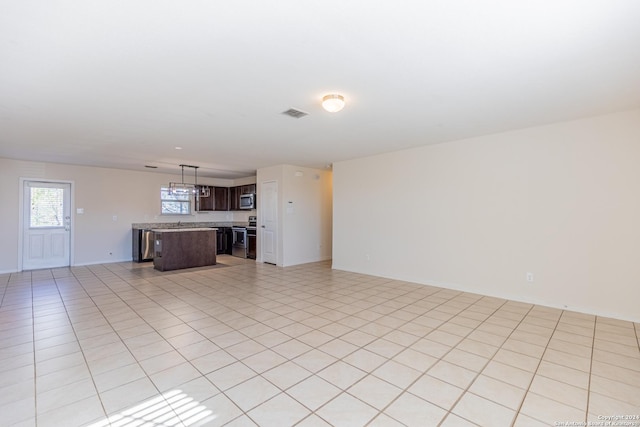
[30,187,64,227]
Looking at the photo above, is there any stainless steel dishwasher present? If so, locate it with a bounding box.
[231,226,247,258]
[132,228,154,262]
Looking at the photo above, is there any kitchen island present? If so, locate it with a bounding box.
[152,228,217,271]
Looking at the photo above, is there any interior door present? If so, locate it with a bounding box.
[261,180,278,265]
[23,181,71,270]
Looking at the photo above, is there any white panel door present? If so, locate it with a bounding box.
[261,180,278,265]
[23,181,71,270]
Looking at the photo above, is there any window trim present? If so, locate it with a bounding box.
[160,187,193,216]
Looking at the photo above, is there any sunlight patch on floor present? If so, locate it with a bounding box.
[88,390,216,427]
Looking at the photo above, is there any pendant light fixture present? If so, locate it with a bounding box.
[322,94,345,112]
[168,164,210,197]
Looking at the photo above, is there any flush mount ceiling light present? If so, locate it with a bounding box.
[322,94,345,113]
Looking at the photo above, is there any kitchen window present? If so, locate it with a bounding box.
[160,187,191,215]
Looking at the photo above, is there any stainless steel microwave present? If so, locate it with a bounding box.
[239,193,255,209]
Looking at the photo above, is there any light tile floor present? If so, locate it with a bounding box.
[1,256,639,426]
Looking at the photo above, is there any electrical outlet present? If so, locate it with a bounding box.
[365,254,370,261]
[526,272,534,283]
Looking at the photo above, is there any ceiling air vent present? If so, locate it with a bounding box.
[282,108,309,119]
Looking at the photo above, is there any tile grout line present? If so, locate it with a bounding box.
[0,272,10,308]
[48,268,182,420]
[298,287,479,426]
[342,293,509,426]
[510,310,581,426]
[31,272,38,427]
[84,261,289,425]
[34,268,108,418]
[206,263,387,426]
[347,290,481,424]
[430,298,519,426]
[194,282,547,425]
[435,302,539,427]
[585,315,598,422]
[55,267,115,424]
[65,266,186,424]
[218,271,457,425]
[179,275,466,425]
[10,261,638,426]
[91,266,230,424]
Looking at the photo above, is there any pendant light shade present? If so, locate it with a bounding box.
[322,94,345,112]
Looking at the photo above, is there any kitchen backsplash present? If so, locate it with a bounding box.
[133,209,257,229]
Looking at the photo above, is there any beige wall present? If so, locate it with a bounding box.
[280,165,332,266]
[257,164,332,267]
[0,158,253,273]
[333,109,640,322]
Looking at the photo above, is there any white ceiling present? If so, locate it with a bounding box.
[1,1,639,178]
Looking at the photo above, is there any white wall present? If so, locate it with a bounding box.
[257,164,332,267]
[0,158,253,273]
[333,109,640,322]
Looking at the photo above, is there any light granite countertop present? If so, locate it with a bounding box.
[152,228,217,233]
[132,221,243,229]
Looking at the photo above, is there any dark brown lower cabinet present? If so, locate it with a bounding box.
[153,229,216,271]
[247,233,256,259]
